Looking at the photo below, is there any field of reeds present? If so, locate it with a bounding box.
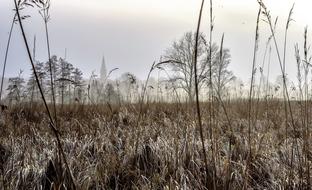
[0,101,311,189]
[0,0,311,189]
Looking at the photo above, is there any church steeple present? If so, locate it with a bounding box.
[100,55,107,81]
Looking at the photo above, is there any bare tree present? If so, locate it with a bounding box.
[57,58,74,105]
[163,32,208,102]
[163,31,235,101]
[213,48,235,97]
[27,61,47,102]
[119,72,138,103]
[7,70,25,104]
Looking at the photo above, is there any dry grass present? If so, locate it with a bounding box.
[0,102,311,189]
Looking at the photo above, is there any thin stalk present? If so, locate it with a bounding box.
[303,26,310,188]
[295,44,303,103]
[0,14,16,103]
[255,35,272,122]
[265,46,271,124]
[33,35,36,62]
[282,4,294,122]
[134,61,167,152]
[208,0,217,189]
[257,0,296,132]
[194,0,210,188]
[217,34,233,190]
[282,5,294,183]
[258,1,300,187]
[13,1,76,188]
[248,6,261,155]
[30,35,36,108]
[245,6,261,190]
[43,9,57,126]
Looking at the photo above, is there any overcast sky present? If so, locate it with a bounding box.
[0,0,311,83]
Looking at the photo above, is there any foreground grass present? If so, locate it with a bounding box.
[0,101,311,189]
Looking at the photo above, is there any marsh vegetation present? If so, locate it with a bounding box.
[0,0,311,189]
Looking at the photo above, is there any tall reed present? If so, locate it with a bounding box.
[13,0,76,188]
[244,6,261,189]
[257,0,296,129]
[33,0,57,124]
[193,0,211,188]
[257,1,302,187]
[254,35,272,122]
[302,26,311,188]
[0,14,16,103]
[282,6,294,181]
[214,34,234,190]
[208,0,217,188]
[281,5,294,132]
[134,60,170,152]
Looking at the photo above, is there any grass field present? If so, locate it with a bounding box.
[0,101,311,189]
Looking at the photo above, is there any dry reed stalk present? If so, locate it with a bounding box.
[30,0,58,125]
[283,5,295,184]
[254,35,273,123]
[265,46,271,123]
[281,4,294,134]
[257,0,296,133]
[193,0,211,188]
[0,14,16,103]
[43,2,58,126]
[302,26,311,188]
[208,1,217,189]
[134,60,167,152]
[244,6,261,190]
[257,1,303,187]
[214,33,234,190]
[13,0,76,189]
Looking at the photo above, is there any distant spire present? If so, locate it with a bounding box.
[100,55,107,81]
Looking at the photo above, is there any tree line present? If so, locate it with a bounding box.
[6,55,84,105]
[4,31,237,105]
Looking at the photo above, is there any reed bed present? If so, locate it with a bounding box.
[0,102,310,189]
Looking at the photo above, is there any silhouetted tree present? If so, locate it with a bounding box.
[163,31,235,101]
[163,32,213,102]
[7,70,25,104]
[44,55,59,102]
[57,58,74,105]
[213,49,235,97]
[119,72,138,103]
[72,67,84,101]
[27,61,46,102]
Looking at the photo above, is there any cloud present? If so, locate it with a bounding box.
[0,0,310,83]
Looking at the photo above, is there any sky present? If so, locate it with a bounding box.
[0,0,311,83]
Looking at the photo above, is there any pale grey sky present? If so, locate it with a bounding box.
[0,0,311,83]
